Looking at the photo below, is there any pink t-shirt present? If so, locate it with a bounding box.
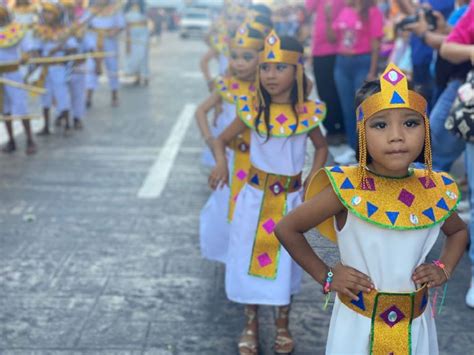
[305,0,345,56]
[446,2,474,45]
[333,6,384,55]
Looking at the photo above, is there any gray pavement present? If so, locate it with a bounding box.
[0,33,473,355]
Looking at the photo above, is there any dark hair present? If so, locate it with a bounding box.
[358,0,375,20]
[256,36,308,141]
[250,4,272,18]
[124,0,146,14]
[247,27,264,41]
[253,14,273,29]
[354,79,427,164]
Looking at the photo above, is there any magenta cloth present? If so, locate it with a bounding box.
[332,6,384,55]
[446,2,474,45]
[305,0,344,56]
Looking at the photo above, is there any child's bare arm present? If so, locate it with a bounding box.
[199,48,218,91]
[304,127,328,192]
[195,92,221,147]
[412,213,468,287]
[208,118,247,189]
[275,186,374,300]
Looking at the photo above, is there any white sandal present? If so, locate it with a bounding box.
[274,306,294,354]
[238,306,258,355]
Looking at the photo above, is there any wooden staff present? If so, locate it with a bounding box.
[0,77,46,94]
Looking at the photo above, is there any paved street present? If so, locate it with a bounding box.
[0,32,473,354]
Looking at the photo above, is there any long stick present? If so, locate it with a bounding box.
[28,51,114,64]
[0,77,46,94]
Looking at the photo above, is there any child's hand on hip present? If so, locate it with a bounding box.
[331,263,375,301]
[412,263,448,288]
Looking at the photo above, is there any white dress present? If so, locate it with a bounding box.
[199,100,237,263]
[225,131,306,305]
[125,9,149,79]
[326,212,440,354]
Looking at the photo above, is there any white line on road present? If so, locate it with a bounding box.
[137,103,197,199]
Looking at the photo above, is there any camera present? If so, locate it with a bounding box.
[396,8,438,32]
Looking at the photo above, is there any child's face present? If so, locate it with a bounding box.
[229,47,259,81]
[259,62,296,101]
[365,108,425,176]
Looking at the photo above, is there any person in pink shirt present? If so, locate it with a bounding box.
[329,0,384,151]
[440,1,474,309]
[306,0,346,146]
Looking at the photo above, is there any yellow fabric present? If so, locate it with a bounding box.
[0,23,25,48]
[237,96,326,138]
[259,30,302,66]
[41,2,61,17]
[305,166,461,243]
[34,24,67,41]
[231,22,264,50]
[227,129,251,221]
[214,75,256,104]
[339,286,428,354]
[247,165,302,279]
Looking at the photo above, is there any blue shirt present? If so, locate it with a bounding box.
[410,0,454,65]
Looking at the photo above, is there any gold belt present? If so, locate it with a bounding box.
[247,165,302,279]
[339,285,429,354]
[128,21,148,28]
[227,130,251,222]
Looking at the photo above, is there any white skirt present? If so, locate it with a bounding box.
[225,183,303,305]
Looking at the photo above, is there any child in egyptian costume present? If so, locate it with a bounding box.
[85,0,124,107]
[12,0,38,28]
[30,1,78,135]
[0,3,37,154]
[275,63,468,355]
[197,21,265,264]
[209,31,328,354]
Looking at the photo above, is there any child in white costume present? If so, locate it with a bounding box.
[86,0,125,107]
[0,4,37,154]
[11,0,38,28]
[276,64,468,355]
[124,0,149,86]
[210,31,328,354]
[196,22,264,264]
[31,2,78,135]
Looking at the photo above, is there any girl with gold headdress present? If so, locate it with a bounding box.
[209,31,328,354]
[85,0,125,107]
[197,22,265,265]
[275,63,468,354]
[12,0,38,28]
[31,1,78,135]
[0,3,37,154]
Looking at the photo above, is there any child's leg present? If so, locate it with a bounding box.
[21,119,37,155]
[239,305,259,355]
[2,119,16,153]
[104,40,120,105]
[71,72,86,129]
[52,79,72,133]
[86,58,97,108]
[274,305,294,354]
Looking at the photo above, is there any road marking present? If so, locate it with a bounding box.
[138,103,197,199]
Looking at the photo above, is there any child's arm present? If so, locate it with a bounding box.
[195,92,222,147]
[200,48,218,91]
[208,117,247,190]
[412,213,468,288]
[275,187,374,301]
[304,127,328,192]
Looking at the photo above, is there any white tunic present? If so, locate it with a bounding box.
[199,101,237,262]
[225,129,307,305]
[125,9,150,78]
[326,212,440,354]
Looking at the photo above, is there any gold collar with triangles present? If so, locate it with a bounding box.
[236,96,326,137]
[214,75,256,104]
[0,23,25,48]
[306,165,461,243]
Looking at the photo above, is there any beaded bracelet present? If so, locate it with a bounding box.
[432,260,451,281]
[322,269,334,310]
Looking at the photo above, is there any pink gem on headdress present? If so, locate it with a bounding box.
[231,82,240,90]
[257,253,272,267]
[383,69,404,86]
[262,219,276,234]
[276,114,288,124]
[267,35,277,45]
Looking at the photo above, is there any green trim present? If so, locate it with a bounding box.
[236,99,326,138]
[369,293,379,355]
[324,167,461,232]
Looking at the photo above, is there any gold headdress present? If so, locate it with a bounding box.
[41,1,61,17]
[231,21,264,50]
[60,0,75,7]
[0,3,8,18]
[356,63,432,187]
[257,30,305,111]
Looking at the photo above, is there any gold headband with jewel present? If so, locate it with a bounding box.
[257,30,305,111]
[42,2,61,16]
[231,22,264,50]
[356,63,432,188]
